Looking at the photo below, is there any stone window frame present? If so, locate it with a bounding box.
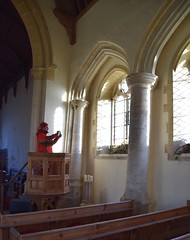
[96,94,130,155]
[165,46,190,161]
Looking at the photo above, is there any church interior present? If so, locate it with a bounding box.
[0,0,190,238]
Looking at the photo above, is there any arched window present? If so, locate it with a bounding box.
[97,78,130,154]
[173,45,190,153]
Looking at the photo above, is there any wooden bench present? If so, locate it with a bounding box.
[0,200,134,240]
[171,233,190,240]
[9,202,190,240]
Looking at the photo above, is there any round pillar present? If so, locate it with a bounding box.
[70,99,89,204]
[29,66,56,151]
[121,72,157,213]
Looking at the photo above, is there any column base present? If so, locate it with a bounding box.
[62,185,82,208]
[120,195,150,214]
[80,200,93,206]
[62,196,81,208]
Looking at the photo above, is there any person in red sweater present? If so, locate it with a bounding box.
[36,122,62,152]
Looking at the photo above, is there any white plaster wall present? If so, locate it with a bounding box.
[154,159,190,210]
[150,87,190,211]
[44,80,67,153]
[70,0,165,85]
[36,0,72,152]
[2,0,186,211]
[94,155,127,203]
[149,14,190,211]
[0,77,33,170]
[35,0,190,211]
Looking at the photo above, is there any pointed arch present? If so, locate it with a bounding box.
[134,0,190,73]
[71,41,130,100]
[11,0,56,79]
[157,12,190,158]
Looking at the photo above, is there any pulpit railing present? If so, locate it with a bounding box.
[0,162,28,213]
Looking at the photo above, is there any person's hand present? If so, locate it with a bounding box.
[57,131,62,137]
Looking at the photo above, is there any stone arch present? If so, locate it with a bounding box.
[71,41,130,101]
[11,0,56,80]
[146,6,190,209]
[172,38,190,72]
[70,41,130,176]
[11,0,56,151]
[134,0,190,74]
[154,11,190,158]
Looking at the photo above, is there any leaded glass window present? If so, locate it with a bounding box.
[97,95,130,154]
[112,95,130,145]
[173,62,190,149]
[97,100,111,150]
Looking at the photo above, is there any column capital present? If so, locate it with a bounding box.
[71,99,89,110]
[127,72,158,89]
[30,65,57,81]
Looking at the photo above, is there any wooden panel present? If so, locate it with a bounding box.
[1,200,134,240]
[172,233,190,239]
[1,200,134,225]
[9,204,190,240]
[27,152,71,195]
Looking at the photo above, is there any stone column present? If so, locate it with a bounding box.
[29,68,47,151]
[69,99,89,206]
[29,66,56,151]
[30,65,56,152]
[121,72,157,213]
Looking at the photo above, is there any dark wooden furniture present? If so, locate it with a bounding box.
[0,200,134,240]
[26,152,71,210]
[9,201,190,240]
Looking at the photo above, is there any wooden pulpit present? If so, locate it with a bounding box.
[26,152,71,210]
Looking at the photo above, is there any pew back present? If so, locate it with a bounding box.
[9,205,190,240]
[172,233,190,240]
[0,200,134,240]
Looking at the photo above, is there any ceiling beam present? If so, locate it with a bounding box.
[54,0,100,44]
[54,8,77,45]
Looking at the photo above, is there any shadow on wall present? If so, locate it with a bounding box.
[99,188,109,203]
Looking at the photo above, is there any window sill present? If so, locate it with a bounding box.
[174,153,190,161]
[96,154,128,160]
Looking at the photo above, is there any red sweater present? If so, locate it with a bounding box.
[36,131,59,152]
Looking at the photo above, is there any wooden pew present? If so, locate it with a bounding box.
[9,203,190,240]
[0,200,134,240]
[171,233,190,240]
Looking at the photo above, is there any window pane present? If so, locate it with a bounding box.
[114,126,125,141]
[115,113,125,126]
[113,95,130,145]
[97,100,111,150]
[173,66,190,146]
[96,91,130,154]
[115,99,125,114]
